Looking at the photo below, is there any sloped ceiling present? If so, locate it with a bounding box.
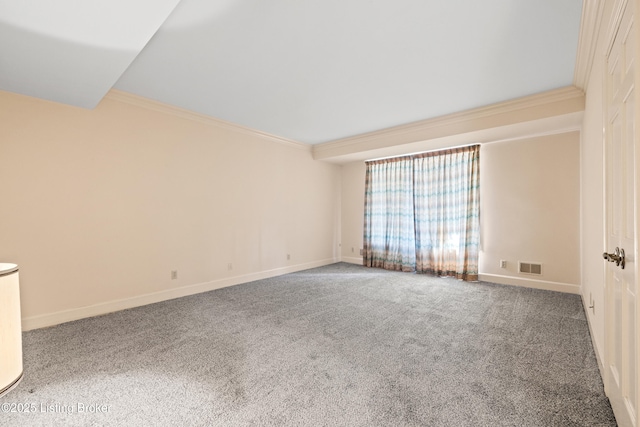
[0,0,181,108]
[1,0,582,144]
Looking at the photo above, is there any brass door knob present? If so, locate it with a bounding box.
[603,247,625,269]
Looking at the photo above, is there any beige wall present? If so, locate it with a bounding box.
[0,91,341,328]
[340,162,366,263]
[479,133,580,289]
[340,134,581,291]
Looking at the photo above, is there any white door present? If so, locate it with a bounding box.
[604,2,638,426]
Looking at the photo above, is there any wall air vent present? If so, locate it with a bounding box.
[519,262,542,275]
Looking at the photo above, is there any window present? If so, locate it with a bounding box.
[363,144,480,281]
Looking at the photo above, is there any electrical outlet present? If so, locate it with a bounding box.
[227,263,233,271]
[287,254,290,260]
[171,270,178,280]
[351,247,355,253]
[500,260,507,269]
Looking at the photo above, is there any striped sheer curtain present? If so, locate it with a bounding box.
[413,145,480,281]
[363,145,480,281]
[362,156,416,272]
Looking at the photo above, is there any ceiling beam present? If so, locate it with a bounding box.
[313,86,585,164]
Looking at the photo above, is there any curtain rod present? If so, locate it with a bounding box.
[365,143,480,162]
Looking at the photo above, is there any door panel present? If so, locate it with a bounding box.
[605,1,638,426]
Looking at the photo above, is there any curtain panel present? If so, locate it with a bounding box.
[413,145,480,281]
[363,145,480,281]
[362,156,416,272]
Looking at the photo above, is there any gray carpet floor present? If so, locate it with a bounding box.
[0,263,616,426]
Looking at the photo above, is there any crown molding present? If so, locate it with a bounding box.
[312,86,585,162]
[104,90,310,151]
[573,0,606,90]
[318,112,583,164]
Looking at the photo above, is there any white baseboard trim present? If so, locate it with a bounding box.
[478,273,580,294]
[340,256,363,265]
[22,258,339,331]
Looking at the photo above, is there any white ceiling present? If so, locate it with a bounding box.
[1,0,583,144]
